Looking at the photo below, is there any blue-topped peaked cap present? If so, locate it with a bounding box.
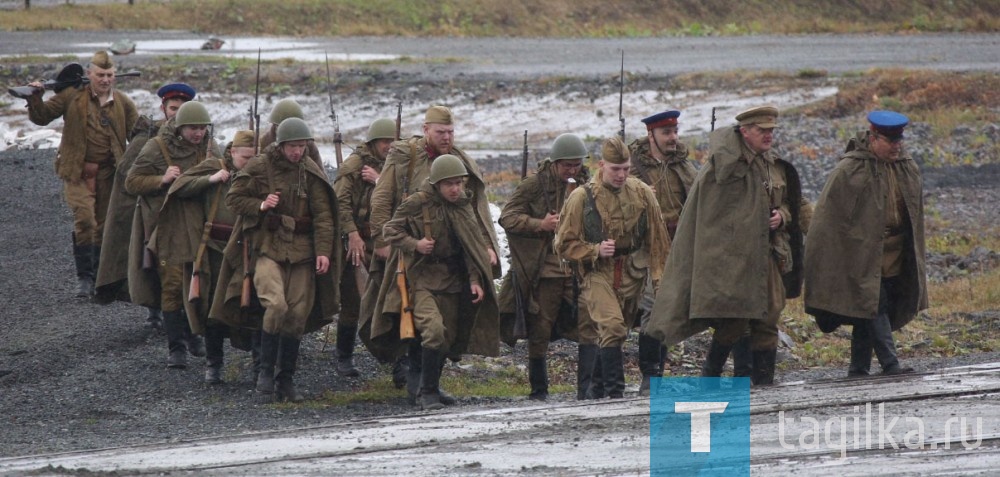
[156,83,196,102]
[868,110,909,140]
[641,110,681,130]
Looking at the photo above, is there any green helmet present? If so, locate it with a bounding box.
[174,101,212,128]
[550,133,588,161]
[429,154,467,184]
[276,117,313,144]
[269,98,304,125]
[367,118,396,142]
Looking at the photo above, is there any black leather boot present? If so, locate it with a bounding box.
[335,324,360,377]
[162,310,188,369]
[589,348,606,399]
[204,322,226,384]
[870,313,913,376]
[732,336,753,378]
[576,344,599,400]
[186,329,206,358]
[256,332,279,395]
[751,348,777,386]
[419,347,445,411]
[638,333,663,396]
[437,356,457,406]
[848,324,873,377]
[600,347,626,399]
[701,337,733,377]
[145,307,163,330]
[72,238,94,298]
[391,355,408,390]
[251,330,262,383]
[275,336,304,403]
[406,340,423,406]
[528,357,548,401]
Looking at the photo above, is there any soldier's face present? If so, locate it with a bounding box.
[161,98,186,121]
[436,177,466,203]
[180,125,209,145]
[870,132,903,162]
[281,140,309,163]
[649,126,679,153]
[87,65,115,96]
[371,138,393,160]
[230,146,255,170]
[740,125,774,154]
[423,123,454,155]
[554,159,583,181]
[600,160,630,189]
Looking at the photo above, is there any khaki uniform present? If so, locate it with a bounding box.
[627,140,697,237]
[27,84,137,246]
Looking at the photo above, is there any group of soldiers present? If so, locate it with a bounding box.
[20,50,928,408]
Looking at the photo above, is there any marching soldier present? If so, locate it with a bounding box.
[805,111,925,377]
[372,155,498,410]
[629,110,700,395]
[555,137,670,399]
[332,118,395,377]
[645,106,807,386]
[126,101,220,368]
[498,133,595,401]
[257,98,325,171]
[222,118,340,402]
[24,51,138,298]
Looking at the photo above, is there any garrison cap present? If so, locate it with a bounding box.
[230,130,255,148]
[89,50,114,70]
[867,110,909,140]
[641,110,680,130]
[601,136,630,164]
[736,105,779,128]
[156,83,196,102]
[424,105,453,125]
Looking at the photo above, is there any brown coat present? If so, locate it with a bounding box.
[628,139,698,233]
[644,126,805,346]
[27,84,137,181]
[333,143,383,244]
[805,131,928,331]
[259,125,325,171]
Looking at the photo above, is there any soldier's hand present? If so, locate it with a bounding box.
[539,212,559,232]
[347,231,366,267]
[210,169,231,184]
[315,255,330,275]
[161,165,182,185]
[416,238,435,255]
[260,191,281,211]
[598,239,616,258]
[769,209,783,230]
[488,248,498,266]
[374,245,391,260]
[360,165,380,184]
[470,283,484,304]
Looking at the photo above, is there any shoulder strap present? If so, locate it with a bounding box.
[192,158,227,270]
[404,140,419,198]
[421,202,433,240]
[154,136,173,168]
[582,184,605,243]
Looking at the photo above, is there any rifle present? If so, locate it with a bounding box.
[618,50,626,141]
[395,101,402,141]
[521,130,529,179]
[189,161,227,304]
[710,107,717,132]
[249,49,261,155]
[9,62,141,99]
[564,179,581,323]
[325,53,344,168]
[510,131,532,340]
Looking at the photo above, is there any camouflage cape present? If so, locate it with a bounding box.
[644,126,804,346]
[367,181,499,362]
[207,147,341,340]
[804,131,928,332]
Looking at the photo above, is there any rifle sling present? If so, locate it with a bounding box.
[191,158,227,273]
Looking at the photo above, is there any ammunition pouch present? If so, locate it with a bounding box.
[208,222,234,242]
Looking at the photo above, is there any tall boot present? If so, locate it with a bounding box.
[406,340,423,406]
[145,307,163,330]
[589,349,606,399]
[600,347,626,399]
[528,357,548,401]
[700,337,733,377]
[576,344,599,400]
[638,333,663,396]
[162,310,189,369]
[437,356,457,406]
[732,336,753,378]
[751,348,777,386]
[848,324,873,377]
[419,347,445,411]
[251,330,262,383]
[72,236,94,298]
[204,323,226,384]
[391,355,408,390]
[256,331,279,395]
[335,324,360,377]
[870,313,913,375]
[275,336,304,403]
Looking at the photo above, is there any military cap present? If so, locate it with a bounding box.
[735,105,779,128]
[424,105,453,125]
[156,83,196,102]
[867,110,909,141]
[641,110,680,130]
[89,50,114,70]
[231,130,255,148]
[601,136,630,164]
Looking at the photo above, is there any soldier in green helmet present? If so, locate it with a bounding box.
[498,133,598,401]
[258,98,324,170]
[331,117,395,377]
[126,100,222,369]
[371,154,497,410]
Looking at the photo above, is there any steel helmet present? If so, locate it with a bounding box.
[429,154,468,184]
[174,101,212,128]
[269,98,304,125]
[550,133,588,161]
[276,117,313,144]
[367,118,396,142]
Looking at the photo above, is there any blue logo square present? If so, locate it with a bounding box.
[650,377,750,476]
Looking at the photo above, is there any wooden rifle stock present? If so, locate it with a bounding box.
[397,256,415,340]
[188,271,201,303]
